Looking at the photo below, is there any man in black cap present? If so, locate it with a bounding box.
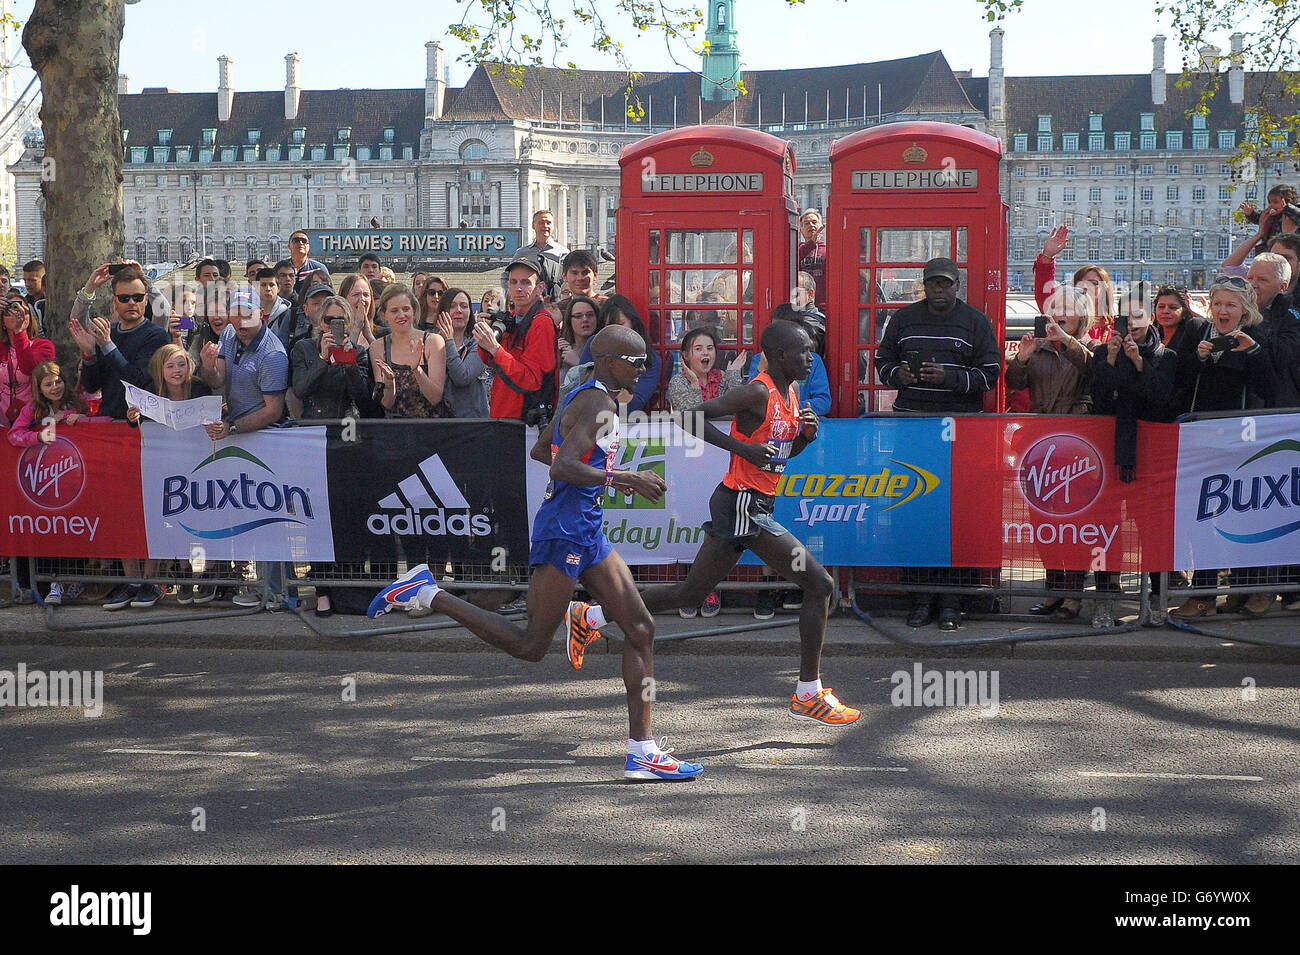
[876,257,1001,631]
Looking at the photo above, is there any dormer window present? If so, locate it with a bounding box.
[1088,113,1103,132]
[220,146,236,162]
[158,128,172,145]
[310,145,326,161]
[247,128,261,144]
[201,128,216,146]
[292,127,306,144]
[1037,114,1051,132]
[337,127,351,142]
[382,127,395,143]
[1140,113,1155,131]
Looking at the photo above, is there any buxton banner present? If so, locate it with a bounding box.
[0,424,146,558]
[141,424,334,561]
[327,420,529,565]
[1174,415,1300,571]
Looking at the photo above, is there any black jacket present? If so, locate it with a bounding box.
[1162,315,1212,417]
[1090,326,1178,471]
[876,298,1001,413]
[1190,333,1277,413]
[1255,291,1300,409]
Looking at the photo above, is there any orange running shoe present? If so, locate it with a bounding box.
[788,687,860,725]
[566,600,602,670]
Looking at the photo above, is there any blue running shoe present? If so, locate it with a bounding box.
[367,563,439,618]
[624,739,704,782]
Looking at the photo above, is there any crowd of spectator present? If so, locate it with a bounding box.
[2,188,1299,628]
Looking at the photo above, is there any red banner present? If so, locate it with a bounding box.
[1,423,147,558]
[950,417,1179,572]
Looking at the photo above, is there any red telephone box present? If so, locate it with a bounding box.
[618,126,798,407]
[827,122,1007,415]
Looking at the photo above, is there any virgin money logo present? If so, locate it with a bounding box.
[1019,434,1103,517]
[17,439,86,510]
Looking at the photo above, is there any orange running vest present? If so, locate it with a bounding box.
[723,372,800,497]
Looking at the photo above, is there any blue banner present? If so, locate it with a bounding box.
[747,418,952,566]
[306,229,523,258]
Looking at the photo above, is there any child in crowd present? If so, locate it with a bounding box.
[1240,183,1300,256]
[7,360,109,605]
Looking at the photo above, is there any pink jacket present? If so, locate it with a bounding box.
[6,402,110,447]
[0,330,56,425]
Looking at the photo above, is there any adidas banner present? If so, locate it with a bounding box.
[325,419,529,564]
[141,424,335,561]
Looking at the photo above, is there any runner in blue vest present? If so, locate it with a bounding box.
[368,325,702,782]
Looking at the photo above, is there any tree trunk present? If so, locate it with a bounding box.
[22,0,126,370]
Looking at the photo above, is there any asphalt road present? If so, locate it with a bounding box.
[1,644,1297,864]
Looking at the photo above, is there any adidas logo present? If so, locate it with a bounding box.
[366,453,493,538]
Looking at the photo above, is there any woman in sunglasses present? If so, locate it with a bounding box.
[0,297,54,428]
[1152,283,1210,417]
[1171,277,1277,620]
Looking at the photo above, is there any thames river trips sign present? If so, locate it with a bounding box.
[306,229,523,256]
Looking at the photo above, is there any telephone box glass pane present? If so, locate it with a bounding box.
[666,230,737,264]
[859,309,873,345]
[878,228,950,262]
[665,268,741,304]
[680,308,737,343]
[858,268,873,305]
[741,309,754,343]
[876,268,967,302]
[740,270,754,304]
[956,227,969,262]
[649,271,660,304]
[743,230,754,263]
[859,228,872,263]
[649,230,661,265]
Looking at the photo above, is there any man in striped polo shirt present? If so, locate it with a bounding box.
[877,257,1001,631]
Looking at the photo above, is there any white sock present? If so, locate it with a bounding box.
[586,604,608,629]
[796,679,823,702]
[629,738,657,757]
[414,583,442,610]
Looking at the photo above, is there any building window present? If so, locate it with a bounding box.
[219,147,234,162]
[1012,240,1025,259]
[1140,209,1153,225]
[292,128,306,143]
[1218,131,1235,148]
[1063,133,1079,151]
[1167,185,1180,201]
[383,216,394,228]
[1166,208,1179,225]
[1140,133,1156,150]
[1063,187,1076,202]
[1116,186,1128,202]
[1115,163,1128,176]
[1037,135,1052,151]
[1220,163,1232,176]
[357,146,371,161]
[1140,186,1153,202]
[1193,162,1206,176]
[383,127,395,143]
[1114,132,1131,150]
[1089,187,1102,202]
[1192,133,1209,149]
[223,174,234,186]
[1219,185,1231,200]
[1063,164,1076,177]
[1014,188,1025,202]
[359,195,371,211]
[1037,211,1052,227]
[1140,113,1155,131]
[1192,235,1205,260]
[313,195,325,211]
[1088,133,1104,151]
[1037,187,1051,202]
[1218,236,1230,258]
[1166,131,1183,150]
[266,146,282,162]
[1140,163,1154,176]
[1139,236,1152,259]
[1013,133,1028,151]
[1038,114,1051,132]
[336,195,348,210]
[1089,113,1103,132]
[379,146,393,160]
[310,146,325,161]
[1167,163,1180,175]
[1165,236,1178,259]
[332,146,348,161]
[460,140,489,160]
[1038,164,1050,177]
[337,127,351,142]
[467,169,486,182]
[201,128,216,146]
[1090,164,1103,176]
[152,147,169,163]
[1088,237,1100,259]
[130,146,147,163]
[1014,165,1025,178]
[292,195,304,211]
[1192,114,1207,130]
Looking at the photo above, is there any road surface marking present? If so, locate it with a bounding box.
[412,756,576,765]
[106,748,261,758]
[1078,771,1262,782]
[733,763,909,773]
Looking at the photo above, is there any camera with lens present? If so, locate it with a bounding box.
[488,311,511,340]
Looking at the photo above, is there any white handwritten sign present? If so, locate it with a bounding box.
[125,382,223,431]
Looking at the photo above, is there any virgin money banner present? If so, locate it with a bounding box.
[0,423,147,558]
[951,416,1179,572]
[526,421,728,564]
[1174,414,1300,570]
[328,420,528,565]
[140,424,334,561]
